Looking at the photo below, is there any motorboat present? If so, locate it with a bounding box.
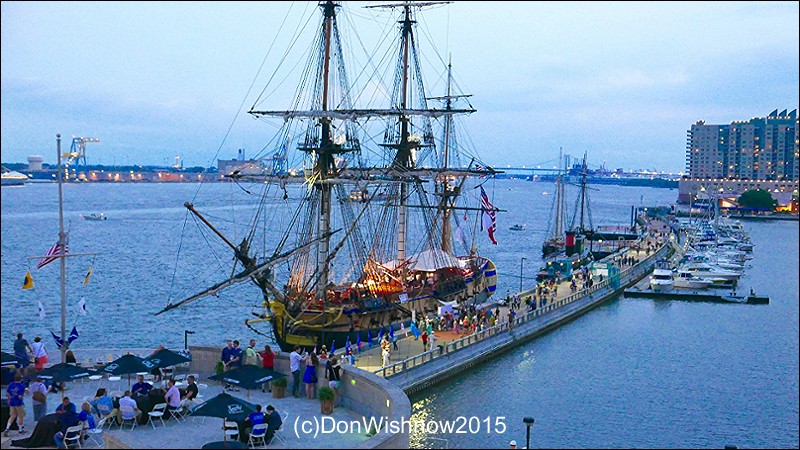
[81,213,107,221]
[673,270,714,289]
[679,261,741,281]
[509,224,526,231]
[649,260,674,292]
[1,170,28,186]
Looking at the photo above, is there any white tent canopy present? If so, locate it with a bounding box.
[381,248,465,272]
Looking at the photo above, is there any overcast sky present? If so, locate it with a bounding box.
[2,1,798,173]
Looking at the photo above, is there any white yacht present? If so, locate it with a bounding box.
[679,261,741,281]
[673,270,714,289]
[649,260,674,292]
[1,170,28,186]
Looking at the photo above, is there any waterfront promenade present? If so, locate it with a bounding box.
[351,219,674,393]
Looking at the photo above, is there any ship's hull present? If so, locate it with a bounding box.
[267,258,497,352]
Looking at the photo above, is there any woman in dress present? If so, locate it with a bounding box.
[302,351,319,400]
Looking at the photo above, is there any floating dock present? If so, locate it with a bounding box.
[624,275,769,304]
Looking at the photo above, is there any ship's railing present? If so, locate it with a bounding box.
[374,240,672,378]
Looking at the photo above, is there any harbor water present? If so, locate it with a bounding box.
[1,180,798,448]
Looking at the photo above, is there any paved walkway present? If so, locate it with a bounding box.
[2,374,369,449]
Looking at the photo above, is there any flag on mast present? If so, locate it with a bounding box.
[480,186,498,245]
[37,241,68,270]
[23,271,34,290]
[77,297,87,316]
[37,301,45,319]
[83,266,93,285]
[68,326,79,344]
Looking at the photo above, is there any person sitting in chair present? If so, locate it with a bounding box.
[264,405,283,443]
[164,379,181,418]
[116,391,141,424]
[131,375,152,398]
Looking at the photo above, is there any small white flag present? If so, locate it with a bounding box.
[77,297,87,316]
[38,301,45,319]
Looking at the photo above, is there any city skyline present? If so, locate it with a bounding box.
[1,1,798,172]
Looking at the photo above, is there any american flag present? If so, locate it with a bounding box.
[37,241,67,269]
[480,186,498,245]
[475,164,487,178]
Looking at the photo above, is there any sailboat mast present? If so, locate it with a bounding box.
[316,0,336,300]
[579,153,587,231]
[555,147,564,238]
[56,134,67,364]
[396,3,414,264]
[440,61,453,253]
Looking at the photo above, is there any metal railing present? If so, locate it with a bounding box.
[374,242,672,378]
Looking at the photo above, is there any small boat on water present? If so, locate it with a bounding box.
[509,224,526,231]
[81,213,107,221]
[1,170,28,186]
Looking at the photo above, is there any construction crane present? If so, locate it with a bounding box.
[63,136,100,180]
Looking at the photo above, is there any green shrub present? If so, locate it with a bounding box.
[318,386,335,401]
[271,377,288,388]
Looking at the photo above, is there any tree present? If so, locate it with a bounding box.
[737,189,777,210]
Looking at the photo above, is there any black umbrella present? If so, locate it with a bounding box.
[190,392,258,442]
[143,348,191,370]
[98,354,151,387]
[35,363,95,399]
[1,351,29,367]
[208,365,286,399]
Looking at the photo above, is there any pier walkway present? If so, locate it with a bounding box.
[351,219,676,394]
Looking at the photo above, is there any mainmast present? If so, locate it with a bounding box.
[555,148,565,239]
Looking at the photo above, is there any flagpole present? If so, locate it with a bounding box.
[57,133,67,364]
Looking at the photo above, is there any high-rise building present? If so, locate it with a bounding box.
[678,109,799,204]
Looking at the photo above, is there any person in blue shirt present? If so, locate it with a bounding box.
[221,340,235,369]
[243,404,265,441]
[78,402,96,429]
[90,388,114,420]
[3,374,27,436]
[131,375,152,398]
[231,340,244,367]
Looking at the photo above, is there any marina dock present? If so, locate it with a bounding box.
[624,276,769,304]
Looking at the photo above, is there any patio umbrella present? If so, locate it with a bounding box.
[1,351,29,368]
[142,348,191,370]
[208,365,286,400]
[190,392,257,442]
[98,354,151,388]
[35,363,95,399]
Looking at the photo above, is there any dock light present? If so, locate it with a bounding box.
[523,417,535,450]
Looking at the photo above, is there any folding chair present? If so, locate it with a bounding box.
[96,404,116,429]
[85,418,107,448]
[248,423,268,448]
[119,405,138,431]
[171,399,191,423]
[63,424,84,449]
[147,403,167,429]
[223,420,239,441]
[268,412,289,446]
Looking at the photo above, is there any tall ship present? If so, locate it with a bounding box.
[537,152,594,281]
[158,1,498,352]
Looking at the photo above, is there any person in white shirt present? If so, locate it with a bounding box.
[164,379,181,417]
[289,346,306,398]
[31,337,48,370]
[116,391,141,423]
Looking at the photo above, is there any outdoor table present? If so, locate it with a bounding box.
[201,441,247,449]
[9,413,60,448]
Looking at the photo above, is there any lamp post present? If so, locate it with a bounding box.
[523,416,535,449]
[519,257,527,292]
[184,330,195,350]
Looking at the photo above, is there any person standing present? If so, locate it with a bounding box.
[13,333,32,370]
[289,346,304,398]
[221,340,235,371]
[260,345,276,393]
[3,375,27,436]
[31,337,48,370]
[325,357,342,407]
[302,352,319,400]
[245,339,261,367]
[29,376,50,421]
